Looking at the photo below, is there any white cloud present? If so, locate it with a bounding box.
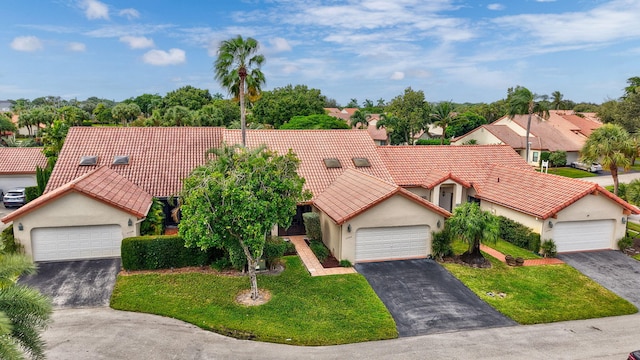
[120,36,155,49]
[142,48,186,66]
[10,36,43,52]
[119,8,140,19]
[487,3,505,11]
[81,0,109,20]
[390,71,405,80]
[68,42,86,52]
[268,37,292,52]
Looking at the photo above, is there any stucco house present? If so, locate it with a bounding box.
[2,126,636,263]
[0,147,48,194]
[452,110,602,166]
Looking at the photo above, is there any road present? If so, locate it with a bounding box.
[578,171,640,187]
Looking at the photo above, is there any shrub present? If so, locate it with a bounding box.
[540,239,557,258]
[284,240,297,255]
[548,151,567,167]
[24,186,39,203]
[618,236,633,250]
[1,225,23,254]
[309,240,329,263]
[431,229,453,260]
[263,236,287,269]
[539,151,550,165]
[339,259,352,267]
[121,235,223,271]
[302,212,322,242]
[140,198,165,236]
[497,216,539,251]
[415,138,450,145]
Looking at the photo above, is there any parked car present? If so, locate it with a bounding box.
[629,350,640,360]
[571,161,602,173]
[2,188,26,208]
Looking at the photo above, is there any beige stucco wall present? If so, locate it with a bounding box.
[452,127,504,145]
[480,200,544,233]
[11,192,139,260]
[405,187,431,199]
[321,194,446,263]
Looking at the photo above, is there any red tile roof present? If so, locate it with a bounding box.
[556,111,601,137]
[223,129,393,198]
[501,114,585,152]
[2,166,153,223]
[0,147,48,174]
[46,127,223,197]
[314,168,450,224]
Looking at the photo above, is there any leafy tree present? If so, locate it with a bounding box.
[445,111,487,138]
[0,254,52,360]
[447,202,499,266]
[179,145,310,300]
[346,98,359,108]
[279,114,350,129]
[376,114,408,145]
[93,103,114,124]
[0,114,17,134]
[111,103,141,126]
[140,198,165,236]
[162,86,212,112]
[548,150,567,167]
[624,76,640,98]
[211,99,240,127]
[252,84,325,128]
[581,123,635,195]
[214,35,266,146]
[41,120,69,168]
[430,101,455,144]
[625,179,640,206]
[130,93,163,116]
[573,102,600,113]
[507,86,550,163]
[615,92,640,133]
[597,99,618,124]
[350,110,369,129]
[162,105,193,127]
[385,87,431,145]
[57,105,89,126]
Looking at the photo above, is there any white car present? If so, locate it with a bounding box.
[571,161,602,173]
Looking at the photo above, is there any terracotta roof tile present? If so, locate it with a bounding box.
[314,168,450,224]
[0,147,48,174]
[2,166,153,223]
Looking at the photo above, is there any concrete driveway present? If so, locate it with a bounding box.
[559,250,640,308]
[355,259,517,337]
[20,258,121,308]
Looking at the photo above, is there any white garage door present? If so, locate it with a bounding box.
[31,225,122,262]
[355,225,430,262]
[553,219,615,252]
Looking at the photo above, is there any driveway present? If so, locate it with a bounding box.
[19,258,121,308]
[558,250,640,308]
[355,259,517,337]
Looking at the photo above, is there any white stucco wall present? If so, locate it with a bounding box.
[452,128,504,145]
[480,201,544,233]
[11,192,139,260]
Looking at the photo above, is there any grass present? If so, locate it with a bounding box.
[633,254,640,261]
[443,246,637,324]
[485,239,541,260]
[546,167,597,178]
[627,222,640,233]
[110,256,397,345]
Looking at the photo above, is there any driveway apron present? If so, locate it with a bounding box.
[356,259,516,337]
[559,250,640,308]
[20,258,121,308]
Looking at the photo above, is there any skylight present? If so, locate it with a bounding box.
[323,158,342,169]
[112,155,130,165]
[79,156,97,166]
[352,157,371,167]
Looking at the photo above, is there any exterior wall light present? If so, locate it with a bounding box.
[622,217,627,224]
[18,223,24,231]
[347,224,352,232]
[548,221,553,228]
[437,220,442,228]
[128,219,133,227]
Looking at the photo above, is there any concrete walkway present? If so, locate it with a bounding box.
[480,244,564,266]
[287,235,356,276]
[579,172,640,187]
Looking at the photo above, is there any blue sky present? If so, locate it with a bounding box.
[2,0,640,106]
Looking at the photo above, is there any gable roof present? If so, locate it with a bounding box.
[2,166,153,223]
[223,129,393,198]
[314,168,450,225]
[0,147,48,174]
[499,114,589,152]
[46,127,224,197]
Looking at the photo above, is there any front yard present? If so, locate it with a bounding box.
[110,256,397,345]
[546,167,597,178]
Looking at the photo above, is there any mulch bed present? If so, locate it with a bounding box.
[119,264,285,277]
[622,237,640,257]
[321,255,340,268]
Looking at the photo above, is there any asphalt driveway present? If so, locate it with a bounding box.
[355,259,517,337]
[19,258,121,308]
[558,250,640,308]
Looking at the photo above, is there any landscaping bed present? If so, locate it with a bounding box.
[110,256,397,345]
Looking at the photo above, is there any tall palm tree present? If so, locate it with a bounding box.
[550,90,565,110]
[507,86,550,164]
[581,124,635,196]
[447,202,499,266]
[214,35,265,146]
[0,254,52,360]
[430,101,455,145]
[350,110,369,129]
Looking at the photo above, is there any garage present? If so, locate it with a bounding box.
[355,225,430,262]
[552,219,615,252]
[31,225,123,262]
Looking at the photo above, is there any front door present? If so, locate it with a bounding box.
[278,205,311,236]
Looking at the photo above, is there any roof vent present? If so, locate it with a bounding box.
[352,157,371,167]
[323,158,342,169]
[112,155,130,165]
[79,156,97,166]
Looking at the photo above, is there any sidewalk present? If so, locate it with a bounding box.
[579,171,640,187]
[287,235,356,276]
[480,244,564,266]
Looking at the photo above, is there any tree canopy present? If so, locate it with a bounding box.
[383,87,431,145]
[252,84,326,128]
[280,114,350,129]
[447,202,499,266]
[507,86,549,163]
[162,86,213,111]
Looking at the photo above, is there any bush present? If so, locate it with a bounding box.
[618,236,633,250]
[284,240,297,255]
[1,225,22,254]
[540,239,557,258]
[263,236,287,269]
[24,186,39,203]
[539,151,550,165]
[302,212,322,242]
[415,138,450,145]
[497,216,539,252]
[121,235,223,271]
[339,259,352,267]
[309,240,329,263]
[140,198,165,236]
[431,229,453,260]
[548,151,567,167]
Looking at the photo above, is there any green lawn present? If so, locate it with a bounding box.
[110,256,397,345]
[633,254,640,261]
[485,239,541,260]
[546,167,597,178]
[443,256,637,324]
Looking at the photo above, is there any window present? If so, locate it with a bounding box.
[323,158,342,168]
[352,157,371,167]
[467,196,480,204]
[113,155,130,165]
[532,151,539,162]
[79,156,98,166]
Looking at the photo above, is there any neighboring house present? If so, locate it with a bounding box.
[0,147,48,193]
[452,110,602,166]
[0,100,12,112]
[325,110,389,145]
[2,126,635,263]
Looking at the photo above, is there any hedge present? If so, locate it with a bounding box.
[415,138,450,145]
[121,235,223,271]
[497,216,540,252]
[24,186,39,203]
[302,212,322,242]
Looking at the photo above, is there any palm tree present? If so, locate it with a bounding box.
[0,254,52,360]
[581,123,635,196]
[350,110,369,129]
[430,101,455,145]
[507,86,550,164]
[446,202,499,266]
[625,179,640,206]
[550,91,565,110]
[214,35,266,146]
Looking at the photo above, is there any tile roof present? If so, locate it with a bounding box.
[2,166,153,223]
[366,119,388,141]
[46,127,224,197]
[555,111,601,137]
[314,168,450,225]
[481,125,527,149]
[0,147,48,174]
[501,114,586,152]
[223,129,393,199]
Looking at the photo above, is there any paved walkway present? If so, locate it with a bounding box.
[480,244,564,266]
[287,235,356,276]
[579,172,640,187]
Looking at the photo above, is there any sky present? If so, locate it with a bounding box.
[2,0,640,106]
